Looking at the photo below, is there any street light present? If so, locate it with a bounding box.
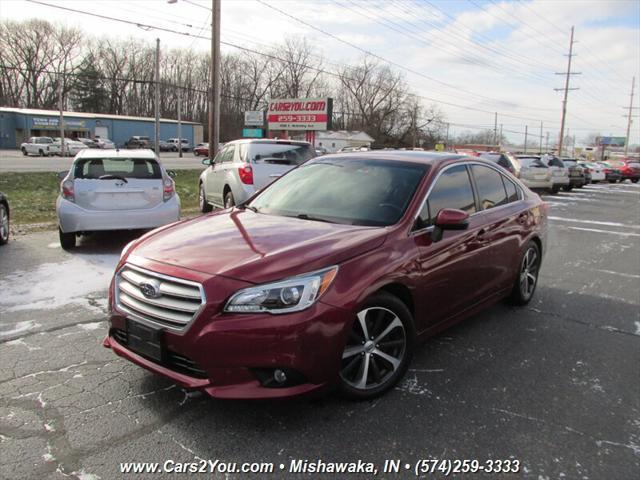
[167,0,220,161]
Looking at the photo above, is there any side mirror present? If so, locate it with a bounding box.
[202,158,213,166]
[56,170,69,181]
[435,208,470,230]
[166,170,176,178]
[431,208,469,242]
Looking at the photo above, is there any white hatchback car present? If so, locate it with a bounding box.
[56,149,180,249]
[198,139,315,210]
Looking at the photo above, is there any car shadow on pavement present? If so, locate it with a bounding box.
[71,229,149,254]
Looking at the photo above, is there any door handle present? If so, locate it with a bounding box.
[269,173,282,178]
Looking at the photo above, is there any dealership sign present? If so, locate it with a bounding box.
[598,136,626,147]
[244,111,264,127]
[32,117,87,129]
[267,98,332,131]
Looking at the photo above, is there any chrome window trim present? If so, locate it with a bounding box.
[410,160,525,237]
[114,263,207,333]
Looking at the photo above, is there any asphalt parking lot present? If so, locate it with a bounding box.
[0,182,638,479]
[0,150,205,172]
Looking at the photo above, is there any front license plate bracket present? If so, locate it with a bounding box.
[126,319,164,362]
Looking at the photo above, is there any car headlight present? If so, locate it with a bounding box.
[224,266,338,314]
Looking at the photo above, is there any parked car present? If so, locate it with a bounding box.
[76,138,100,149]
[104,152,547,400]
[167,138,190,152]
[56,149,180,249]
[516,156,553,192]
[48,138,89,157]
[539,154,570,192]
[338,145,369,153]
[95,137,116,149]
[0,192,9,245]
[199,139,315,210]
[559,158,587,189]
[578,162,605,183]
[596,162,623,183]
[193,143,209,156]
[315,146,328,156]
[20,136,54,156]
[124,136,151,149]
[619,161,640,183]
[158,140,174,152]
[478,151,521,177]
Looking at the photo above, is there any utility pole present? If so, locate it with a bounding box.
[554,26,580,158]
[493,112,498,146]
[445,122,450,150]
[499,124,503,149]
[209,0,221,161]
[412,107,417,149]
[524,125,528,154]
[539,121,543,154]
[623,77,636,156]
[564,128,570,158]
[545,131,549,152]
[177,86,183,158]
[58,74,65,157]
[154,38,160,157]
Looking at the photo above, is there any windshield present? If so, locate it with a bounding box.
[249,158,429,226]
[247,142,315,166]
[519,157,547,168]
[74,157,162,179]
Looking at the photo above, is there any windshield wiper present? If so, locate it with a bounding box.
[98,174,128,182]
[295,213,335,223]
[236,203,258,213]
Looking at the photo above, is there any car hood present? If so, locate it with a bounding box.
[129,210,387,284]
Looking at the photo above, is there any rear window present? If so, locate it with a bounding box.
[247,142,315,166]
[519,157,547,168]
[562,159,577,166]
[548,157,565,167]
[74,158,162,179]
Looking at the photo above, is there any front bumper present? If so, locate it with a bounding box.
[105,284,351,399]
[57,196,180,233]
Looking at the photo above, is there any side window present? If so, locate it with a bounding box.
[418,164,476,226]
[213,147,226,164]
[471,165,508,210]
[222,145,235,163]
[502,176,520,203]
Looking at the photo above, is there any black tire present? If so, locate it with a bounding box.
[510,241,541,306]
[551,185,560,194]
[224,190,235,208]
[632,178,639,183]
[199,183,212,213]
[59,227,76,250]
[562,185,573,191]
[0,203,9,245]
[338,292,415,400]
[609,180,617,184]
[21,147,27,156]
[39,149,46,157]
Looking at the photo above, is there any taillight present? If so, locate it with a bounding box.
[163,178,175,201]
[61,179,74,202]
[604,168,611,174]
[238,164,253,185]
[585,168,591,173]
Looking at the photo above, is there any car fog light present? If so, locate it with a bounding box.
[274,369,287,384]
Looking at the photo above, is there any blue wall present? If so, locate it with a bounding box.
[0,111,198,149]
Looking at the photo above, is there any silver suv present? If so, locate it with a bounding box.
[198,139,315,210]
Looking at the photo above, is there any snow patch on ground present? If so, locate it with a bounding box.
[78,322,104,331]
[0,253,118,313]
[0,320,42,339]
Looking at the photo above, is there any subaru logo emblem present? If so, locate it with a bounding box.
[139,281,161,299]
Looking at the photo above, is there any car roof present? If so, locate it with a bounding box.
[315,151,469,165]
[224,138,312,146]
[74,149,158,160]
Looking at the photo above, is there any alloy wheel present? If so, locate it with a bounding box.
[340,307,406,391]
[519,247,539,300]
[0,205,8,243]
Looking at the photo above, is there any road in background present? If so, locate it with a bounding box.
[0,182,638,479]
[0,150,206,172]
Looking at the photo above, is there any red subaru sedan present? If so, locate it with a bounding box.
[104,152,547,400]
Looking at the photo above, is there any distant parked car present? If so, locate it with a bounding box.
[193,143,209,156]
[559,158,586,189]
[167,138,190,152]
[0,192,9,245]
[338,145,369,153]
[124,136,151,149]
[158,140,174,152]
[516,156,553,192]
[56,149,180,249]
[199,139,315,210]
[579,162,605,183]
[315,146,328,156]
[94,137,116,149]
[76,138,100,149]
[597,162,623,183]
[478,152,521,177]
[619,161,640,183]
[539,154,569,192]
[20,136,54,156]
[48,138,89,157]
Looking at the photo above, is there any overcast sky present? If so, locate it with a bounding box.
[2,0,639,145]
